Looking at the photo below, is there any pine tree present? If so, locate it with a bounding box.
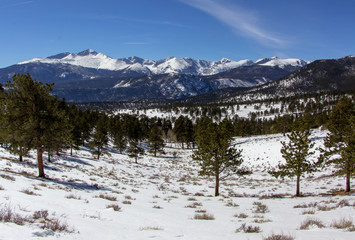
[173,116,193,149]
[193,120,247,196]
[319,97,355,192]
[270,122,316,196]
[147,125,165,157]
[2,74,64,177]
[127,140,144,163]
[89,115,109,160]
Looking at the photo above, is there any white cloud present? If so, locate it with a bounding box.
[179,0,286,47]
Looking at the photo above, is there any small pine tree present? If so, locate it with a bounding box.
[270,122,316,196]
[127,140,145,163]
[89,115,109,160]
[193,120,248,196]
[319,97,354,192]
[147,125,165,157]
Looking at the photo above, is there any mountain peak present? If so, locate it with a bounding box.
[77,49,98,56]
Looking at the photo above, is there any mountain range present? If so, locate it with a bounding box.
[0,49,309,102]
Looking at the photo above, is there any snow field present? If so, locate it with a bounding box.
[0,129,354,240]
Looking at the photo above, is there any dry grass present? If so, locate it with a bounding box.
[299,218,325,230]
[185,202,202,208]
[193,213,215,220]
[330,217,354,229]
[139,226,164,231]
[234,213,248,218]
[236,223,261,233]
[263,233,295,240]
[96,194,117,201]
[0,205,73,233]
[106,204,121,211]
[301,209,316,215]
[65,194,82,200]
[253,201,269,213]
[0,174,16,181]
[20,188,40,196]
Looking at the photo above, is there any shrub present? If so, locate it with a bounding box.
[293,202,317,208]
[234,213,248,218]
[139,226,164,231]
[106,204,121,211]
[42,218,73,233]
[185,202,202,208]
[299,218,325,230]
[263,233,295,240]
[193,213,215,220]
[33,210,49,220]
[301,209,315,215]
[96,194,117,201]
[236,223,261,233]
[152,205,163,209]
[65,194,81,200]
[20,188,40,196]
[253,201,269,213]
[0,174,15,181]
[330,218,354,229]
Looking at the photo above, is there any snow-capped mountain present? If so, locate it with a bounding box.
[0,49,309,102]
[15,49,306,76]
[198,55,355,104]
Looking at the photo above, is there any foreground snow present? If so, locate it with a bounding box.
[0,129,354,240]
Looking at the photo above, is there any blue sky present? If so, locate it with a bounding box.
[0,0,354,67]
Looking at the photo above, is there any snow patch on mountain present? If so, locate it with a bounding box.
[256,56,307,68]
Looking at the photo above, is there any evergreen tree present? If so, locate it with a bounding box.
[193,121,247,196]
[319,97,355,192]
[109,116,127,153]
[270,122,316,196]
[127,140,144,163]
[2,74,63,177]
[173,116,194,149]
[89,114,109,160]
[147,125,165,157]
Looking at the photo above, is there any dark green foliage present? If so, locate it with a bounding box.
[147,125,165,157]
[1,74,65,177]
[109,116,127,153]
[173,116,194,149]
[193,119,248,196]
[270,121,316,196]
[319,97,355,192]
[127,140,145,163]
[89,114,109,160]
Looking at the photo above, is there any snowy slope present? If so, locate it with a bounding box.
[255,56,308,68]
[0,128,354,240]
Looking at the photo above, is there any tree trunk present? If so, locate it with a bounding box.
[37,145,45,178]
[346,172,351,192]
[19,146,23,162]
[215,172,220,197]
[70,145,73,156]
[48,150,51,162]
[296,175,300,196]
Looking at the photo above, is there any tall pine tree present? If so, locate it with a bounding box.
[319,97,355,192]
[193,120,247,196]
[2,74,64,177]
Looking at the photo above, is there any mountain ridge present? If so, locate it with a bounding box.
[14,49,308,76]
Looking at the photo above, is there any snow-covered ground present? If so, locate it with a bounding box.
[0,128,354,240]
